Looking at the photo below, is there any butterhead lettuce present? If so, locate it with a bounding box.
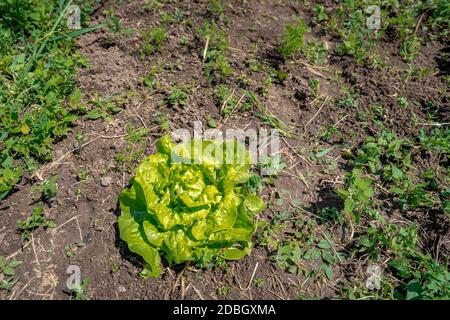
[118,135,265,277]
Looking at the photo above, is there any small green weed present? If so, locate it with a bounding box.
[302,40,328,65]
[313,4,329,23]
[139,26,167,56]
[0,256,21,293]
[68,277,90,300]
[142,65,161,90]
[217,285,231,296]
[162,85,189,108]
[336,168,374,224]
[197,21,233,82]
[152,111,171,131]
[17,206,56,242]
[209,0,225,17]
[279,18,309,58]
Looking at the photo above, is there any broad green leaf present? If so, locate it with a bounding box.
[317,239,331,249]
[315,147,334,159]
[118,215,161,277]
[222,247,250,260]
[405,280,423,300]
[86,108,104,120]
[321,251,336,264]
[322,264,334,280]
[163,229,196,264]
[344,198,355,215]
[244,194,266,214]
[156,134,173,154]
[304,248,321,260]
[8,260,21,268]
[3,267,15,276]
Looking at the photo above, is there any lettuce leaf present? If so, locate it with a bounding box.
[118,135,265,277]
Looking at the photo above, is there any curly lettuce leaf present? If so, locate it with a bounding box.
[118,135,265,277]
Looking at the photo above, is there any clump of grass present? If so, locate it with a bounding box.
[279,18,309,58]
[209,0,225,17]
[139,26,167,56]
[279,18,328,65]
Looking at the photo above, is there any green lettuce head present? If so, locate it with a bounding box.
[118,135,265,277]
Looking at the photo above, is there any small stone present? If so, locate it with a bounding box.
[118,285,126,293]
[100,176,112,187]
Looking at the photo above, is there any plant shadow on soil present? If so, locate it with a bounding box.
[435,46,450,76]
[311,186,344,215]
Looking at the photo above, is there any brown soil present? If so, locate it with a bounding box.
[0,0,448,300]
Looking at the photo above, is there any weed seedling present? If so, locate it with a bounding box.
[310,79,320,98]
[67,277,90,300]
[313,5,329,23]
[303,40,328,65]
[279,18,309,58]
[254,278,265,288]
[197,21,233,82]
[209,0,225,17]
[109,258,119,274]
[76,169,88,182]
[142,65,161,91]
[0,256,21,292]
[207,116,217,128]
[42,176,58,201]
[336,168,374,224]
[17,206,56,242]
[217,285,231,296]
[140,26,167,57]
[152,111,171,131]
[162,85,189,108]
[397,96,409,109]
